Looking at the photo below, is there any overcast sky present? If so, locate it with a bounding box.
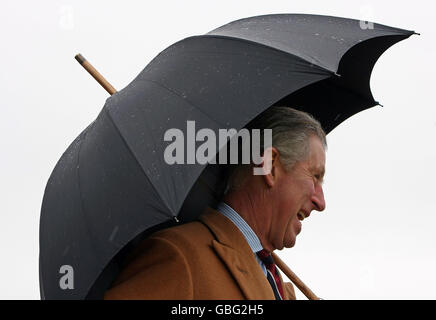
[1,0,435,299]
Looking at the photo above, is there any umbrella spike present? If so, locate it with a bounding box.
[75,53,117,95]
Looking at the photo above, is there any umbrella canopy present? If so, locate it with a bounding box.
[39,14,415,299]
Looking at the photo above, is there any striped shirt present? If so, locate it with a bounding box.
[216,202,267,276]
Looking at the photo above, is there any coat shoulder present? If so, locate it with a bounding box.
[152,219,214,247]
[104,220,216,299]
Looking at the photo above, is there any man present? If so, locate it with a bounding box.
[104,106,326,300]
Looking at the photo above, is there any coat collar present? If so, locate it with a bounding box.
[199,207,279,300]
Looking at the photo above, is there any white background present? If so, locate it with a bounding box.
[1,0,434,299]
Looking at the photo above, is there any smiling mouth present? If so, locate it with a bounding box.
[297,211,308,221]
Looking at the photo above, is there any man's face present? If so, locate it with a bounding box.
[268,135,326,250]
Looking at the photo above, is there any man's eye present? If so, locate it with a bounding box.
[314,174,324,185]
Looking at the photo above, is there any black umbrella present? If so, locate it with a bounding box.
[39,14,416,299]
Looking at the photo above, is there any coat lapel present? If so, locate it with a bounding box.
[199,207,276,300]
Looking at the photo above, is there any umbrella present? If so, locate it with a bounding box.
[39,14,416,300]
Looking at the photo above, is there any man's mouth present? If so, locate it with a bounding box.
[297,211,309,221]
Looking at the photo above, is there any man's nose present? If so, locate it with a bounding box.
[311,184,326,212]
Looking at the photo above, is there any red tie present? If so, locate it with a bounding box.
[256,249,284,299]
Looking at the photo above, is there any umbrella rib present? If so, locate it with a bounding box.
[328,74,378,107]
[75,124,104,260]
[133,78,230,213]
[198,34,339,76]
[137,77,228,128]
[103,106,175,217]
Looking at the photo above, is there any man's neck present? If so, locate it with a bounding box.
[223,191,274,252]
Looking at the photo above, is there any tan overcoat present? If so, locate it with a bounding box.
[104,207,296,300]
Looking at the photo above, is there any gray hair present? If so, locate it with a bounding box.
[225,106,327,193]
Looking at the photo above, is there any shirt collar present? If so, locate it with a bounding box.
[216,201,264,253]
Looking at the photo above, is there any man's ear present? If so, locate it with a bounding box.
[253,147,280,187]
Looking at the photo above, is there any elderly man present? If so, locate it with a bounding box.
[104,106,326,300]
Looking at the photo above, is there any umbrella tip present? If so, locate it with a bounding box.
[334,72,342,78]
[174,216,180,223]
[75,53,86,65]
[413,31,421,36]
[375,101,384,108]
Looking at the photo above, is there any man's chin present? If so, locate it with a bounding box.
[283,237,296,249]
[273,236,296,251]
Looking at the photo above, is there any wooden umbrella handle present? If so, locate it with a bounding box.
[272,252,321,300]
[75,53,117,95]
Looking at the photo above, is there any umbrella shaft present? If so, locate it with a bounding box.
[75,53,117,95]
